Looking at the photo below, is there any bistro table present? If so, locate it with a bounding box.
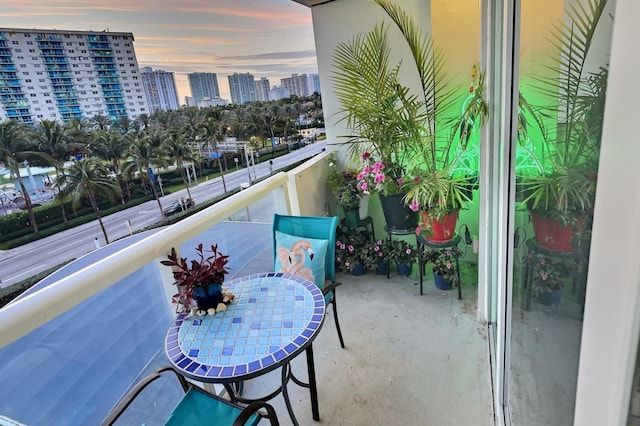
[164,272,326,425]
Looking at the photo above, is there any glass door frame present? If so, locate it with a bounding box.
[481,0,640,423]
[480,0,521,423]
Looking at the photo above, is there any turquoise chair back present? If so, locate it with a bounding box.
[272,214,338,283]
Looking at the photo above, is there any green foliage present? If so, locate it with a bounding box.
[518,0,610,223]
[335,230,369,272]
[327,154,362,211]
[335,0,487,212]
[523,251,569,296]
[422,247,462,285]
[388,239,417,265]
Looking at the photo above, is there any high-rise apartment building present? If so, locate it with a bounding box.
[0,28,148,123]
[255,77,270,102]
[269,85,291,101]
[140,67,180,112]
[281,73,310,97]
[309,73,321,95]
[227,73,257,105]
[188,72,220,106]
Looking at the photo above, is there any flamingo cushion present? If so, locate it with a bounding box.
[274,230,328,291]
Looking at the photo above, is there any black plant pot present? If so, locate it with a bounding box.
[193,282,223,310]
[379,194,418,232]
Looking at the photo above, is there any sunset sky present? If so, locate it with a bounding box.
[0,0,318,102]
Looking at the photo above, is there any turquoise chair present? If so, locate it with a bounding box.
[272,214,345,348]
[102,366,280,426]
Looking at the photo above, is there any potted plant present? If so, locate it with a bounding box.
[362,239,390,275]
[517,0,609,253]
[328,154,366,227]
[334,0,487,236]
[422,247,462,290]
[388,239,417,276]
[161,243,233,314]
[523,251,569,306]
[335,230,369,275]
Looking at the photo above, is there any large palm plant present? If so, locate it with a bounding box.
[519,0,610,224]
[332,22,413,193]
[333,0,483,216]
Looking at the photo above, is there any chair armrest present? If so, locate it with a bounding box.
[232,400,280,426]
[101,366,188,426]
[322,280,342,296]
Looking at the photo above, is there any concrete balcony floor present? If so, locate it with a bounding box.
[233,256,494,426]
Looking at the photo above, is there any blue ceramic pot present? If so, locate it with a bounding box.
[350,262,365,276]
[396,263,412,276]
[193,282,223,310]
[433,272,453,290]
[539,289,562,306]
[375,261,389,275]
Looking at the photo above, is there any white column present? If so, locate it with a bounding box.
[574,0,640,423]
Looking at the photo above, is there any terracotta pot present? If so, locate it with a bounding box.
[420,210,459,243]
[530,211,583,253]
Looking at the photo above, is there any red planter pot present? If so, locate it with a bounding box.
[530,211,584,253]
[420,210,459,243]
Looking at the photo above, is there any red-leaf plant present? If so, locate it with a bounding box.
[160,243,230,312]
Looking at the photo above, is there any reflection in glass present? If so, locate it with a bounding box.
[509,0,615,424]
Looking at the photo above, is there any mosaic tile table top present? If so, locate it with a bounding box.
[165,272,326,382]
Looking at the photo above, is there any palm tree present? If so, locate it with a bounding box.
[122,132,168,221]
[200,115,228,193]
[65,117,91,155]
[263,104,282,156]
[90,114,111,131]
[90,129,130,203]
[55,157,121,244]
[135,113,151,133]
[34,119,70,223]
[164,131,198,201]
[0,120,43,233]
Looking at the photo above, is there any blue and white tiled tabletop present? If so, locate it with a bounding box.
[165,272,326,382]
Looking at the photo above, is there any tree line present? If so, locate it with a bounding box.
[0,94,324,243]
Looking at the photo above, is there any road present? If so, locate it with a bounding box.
[0,141,327,288]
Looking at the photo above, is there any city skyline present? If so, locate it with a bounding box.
[0,0,318,104]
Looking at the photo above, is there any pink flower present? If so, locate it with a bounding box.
[378,252,383,257]
[377,240,383,245]
[539,258,546,265]
[363,165,372,173]
[362,152,371,159]
[340,244,346,250]
[409,199,420,212]
[405,249,412,255]
[357,172,366,180]
[345,261,351,267]
[446,263,452,269]
[336,240,342,246]
[360,182,368,191]
[540,272,548,280]
[397,177,405,185]
[415,226,421,235]
[374,246,379,251]
[372,162,385,173]
[413,176,421,183]
[374,173,386,184]
[348,245,354,252]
